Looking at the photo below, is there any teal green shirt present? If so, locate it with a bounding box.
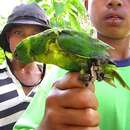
[13,65,130,130]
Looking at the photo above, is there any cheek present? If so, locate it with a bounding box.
[89,12,100,30]
[88,5,100,27]
[9,37,21,52]
[87,0,104,27]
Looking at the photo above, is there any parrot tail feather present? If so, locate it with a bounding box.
[104,77,116,87]
[114,70,130,91]
[104,71,130,91]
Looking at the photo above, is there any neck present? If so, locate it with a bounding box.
[9,58,42,88]
[97,33,130,61]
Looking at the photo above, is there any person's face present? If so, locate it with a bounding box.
[7,24,43,52]
[84,0,130,39]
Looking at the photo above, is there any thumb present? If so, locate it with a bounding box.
[53,72,95,92]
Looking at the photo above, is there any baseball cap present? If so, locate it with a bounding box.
[0,3,50,51]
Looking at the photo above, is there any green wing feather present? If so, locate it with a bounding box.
[57,29,112,59]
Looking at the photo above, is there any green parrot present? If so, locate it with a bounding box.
[14,29,130,90]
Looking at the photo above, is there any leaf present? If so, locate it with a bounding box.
[69,12,82,31]
[53,1,65,16]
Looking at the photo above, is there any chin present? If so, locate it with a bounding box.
[109,34,129,40]
[99,30,129,40]
[95,23,130,39]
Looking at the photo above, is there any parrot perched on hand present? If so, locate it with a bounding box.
[14,28,130,90]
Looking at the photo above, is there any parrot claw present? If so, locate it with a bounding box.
[79,58,106,86]
[79,73,93,86]
[91,59,105,81]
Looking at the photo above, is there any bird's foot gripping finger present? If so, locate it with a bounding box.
[92,59,105,81]
[79,73,93,86]
[79,62,97,86]
[79,59,106,86]
[79,62,93,86]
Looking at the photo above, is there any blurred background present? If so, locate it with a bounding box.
[0,0,92,63]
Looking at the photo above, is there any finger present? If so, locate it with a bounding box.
[45,108,100,128]
[53,72,95,92]
[47,87,98,109]
[61,126,100,130]
[53,72,83,89]
[60,108,100,127]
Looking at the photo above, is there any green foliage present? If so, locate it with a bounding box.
[27,0,92,33]
[0,48,5,64]
[0,16,6,64]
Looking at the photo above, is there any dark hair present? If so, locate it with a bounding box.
[0,3,50,52]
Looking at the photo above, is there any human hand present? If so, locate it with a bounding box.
[38,72,100,130]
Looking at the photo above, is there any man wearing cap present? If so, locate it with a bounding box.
[0,3,50,129]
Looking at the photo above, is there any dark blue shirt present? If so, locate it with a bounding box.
[114,57,130,67]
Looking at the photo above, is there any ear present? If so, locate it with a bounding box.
[84,0,88,10]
